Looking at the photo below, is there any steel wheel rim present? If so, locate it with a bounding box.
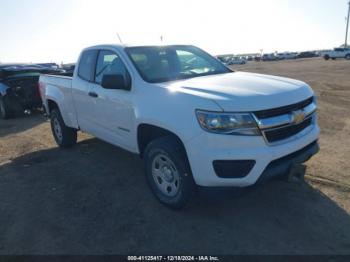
[151,154,180,197]
[53,117,63,142]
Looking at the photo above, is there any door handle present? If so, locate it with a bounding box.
[88,92,98,98]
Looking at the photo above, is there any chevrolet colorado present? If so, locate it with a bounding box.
[39,44,320,208]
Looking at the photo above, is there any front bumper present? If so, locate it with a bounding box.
[256,140,319,183]
[185,122,320,187]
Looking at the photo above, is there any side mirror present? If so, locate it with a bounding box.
[101,74,131,90]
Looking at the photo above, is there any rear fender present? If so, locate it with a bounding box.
[45,85,77,128]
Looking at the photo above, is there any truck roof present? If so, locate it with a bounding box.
[83,43,193,51]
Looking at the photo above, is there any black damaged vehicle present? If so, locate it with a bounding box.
[0,64,64,119]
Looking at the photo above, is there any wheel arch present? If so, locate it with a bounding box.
[45,97,76,129]
[47,99,59,114]
[137,123,187,158]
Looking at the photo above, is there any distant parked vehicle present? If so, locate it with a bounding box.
[228,56,246,65]
[0,64,65,119]
[276,53,285,60]
[36,63,60,69]
[277,52,297,60]
[61,64,76,76]
[254,55,262,62]
[323,48,350,60]
[262,53,279,61]
[296,51,318,59]
[246,56,253,61]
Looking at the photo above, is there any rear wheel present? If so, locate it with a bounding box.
[324,55,330,60]
[0,96,13,119]
[50,108,77,148]
[144,136,196,209]
[345,54,350,60]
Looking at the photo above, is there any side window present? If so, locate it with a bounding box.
[95,50,128,85]
[78,50,97,81]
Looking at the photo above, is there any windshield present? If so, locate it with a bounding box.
[125,45,232,83]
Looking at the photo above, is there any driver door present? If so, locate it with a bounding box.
[89,50,136,151]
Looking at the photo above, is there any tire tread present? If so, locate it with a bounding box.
[50,108,77,148]
[144,136,195,209]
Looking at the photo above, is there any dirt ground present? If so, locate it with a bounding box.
[0,58,349,255]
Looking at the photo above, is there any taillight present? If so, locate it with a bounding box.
[38,81,45,99]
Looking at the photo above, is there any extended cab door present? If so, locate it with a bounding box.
[71,49,99,133]
[88,49,137,152]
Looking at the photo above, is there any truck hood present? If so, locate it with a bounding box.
[167,72,314,112]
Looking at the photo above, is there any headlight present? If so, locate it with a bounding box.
[196,110,260,135]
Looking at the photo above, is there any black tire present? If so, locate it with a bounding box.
[0,96,13,119]
[324,55,330,60]
[331,57,336,60]
[345,54,350,60]
[144,136,196,209]
[50,108,77,148]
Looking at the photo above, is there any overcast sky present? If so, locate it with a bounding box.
[0,0,349,63]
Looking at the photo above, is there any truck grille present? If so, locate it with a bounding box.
[263,117,313,143]
[254,97,313,119]
[253,96,316,144]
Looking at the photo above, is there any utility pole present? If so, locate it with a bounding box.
[346,1,350,47]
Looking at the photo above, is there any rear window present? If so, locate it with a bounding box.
[78,50,97,81]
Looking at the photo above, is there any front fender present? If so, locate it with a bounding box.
[134,84,222,146]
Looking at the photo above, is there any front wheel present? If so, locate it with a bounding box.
[144,136,196,209]
[324,55,330,60]
[50,108,77,148]
[345,54,350,60]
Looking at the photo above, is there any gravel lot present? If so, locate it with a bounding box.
[0,58,349,255]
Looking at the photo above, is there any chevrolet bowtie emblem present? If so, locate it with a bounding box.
[292,110,306,124]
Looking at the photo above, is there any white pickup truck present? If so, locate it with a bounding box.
[39,44,320,208]
[323,47,350,60]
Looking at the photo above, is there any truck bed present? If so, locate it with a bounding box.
[39,74,78,128]
[40,74,73,89]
